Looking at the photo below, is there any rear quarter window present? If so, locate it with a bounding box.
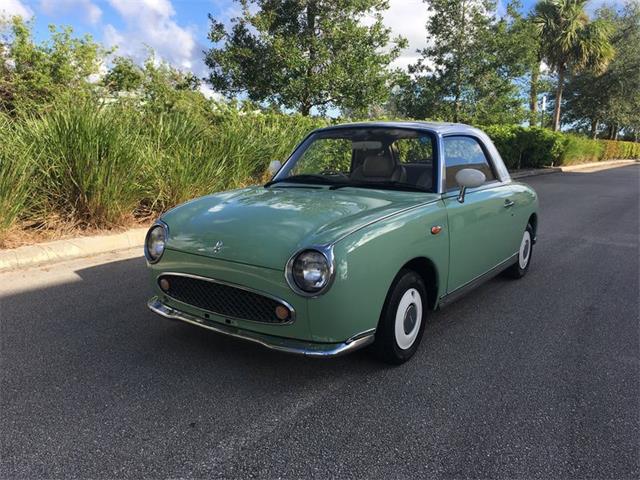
[443,136,496,190]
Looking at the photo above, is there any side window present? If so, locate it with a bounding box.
[394,136,433,165]
[392,135,435,191]
[443,136,496,190]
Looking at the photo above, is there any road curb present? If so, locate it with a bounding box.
[511,159,638,179]
[510,167,561,179]
[0,228,147,273]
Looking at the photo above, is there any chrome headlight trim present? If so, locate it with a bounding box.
[285,244,335,298]
[144,220,169,264]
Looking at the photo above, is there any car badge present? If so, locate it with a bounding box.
[212,240,224,253]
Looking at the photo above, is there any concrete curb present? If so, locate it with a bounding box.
[0,159,637,273]
[511,159,638,179]
[0,228,147,272]
[510,167,561,179]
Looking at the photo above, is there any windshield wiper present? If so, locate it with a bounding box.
[264,174,343,188]
[329,181,428,193]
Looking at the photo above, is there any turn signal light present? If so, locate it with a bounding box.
[275,305,291,321]
[159,278,170,292]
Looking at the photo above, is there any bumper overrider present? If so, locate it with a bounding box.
[147,296,375,357]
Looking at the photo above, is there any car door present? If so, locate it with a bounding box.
[442,135,517,293]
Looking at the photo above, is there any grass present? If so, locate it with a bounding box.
[0,100,326,245]
[0,99,637,246]
[0,115,38,243]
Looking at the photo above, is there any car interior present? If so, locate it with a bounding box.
[349,142,434,191]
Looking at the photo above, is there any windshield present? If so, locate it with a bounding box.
[269,127,436,192]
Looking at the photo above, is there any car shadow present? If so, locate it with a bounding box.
[2,251,523,383]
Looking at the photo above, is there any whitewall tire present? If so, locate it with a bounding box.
[506,224,534,279]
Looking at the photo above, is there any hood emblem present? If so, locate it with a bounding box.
[212,240,224,253]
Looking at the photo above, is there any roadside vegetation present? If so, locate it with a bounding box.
[1,0,639,246]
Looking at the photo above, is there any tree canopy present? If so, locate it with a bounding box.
[0,17,104,115]
[0,0,638,140]
[533,0,614,131]
[204,0,406,115]
[390,0,535,125]
[564,2,640,140]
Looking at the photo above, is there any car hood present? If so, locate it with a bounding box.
[162,185,439,270]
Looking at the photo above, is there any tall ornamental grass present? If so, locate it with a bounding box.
[0,100,638,242]
[145,108,326,210]
[0,115,38,238]
[29,102,148,227]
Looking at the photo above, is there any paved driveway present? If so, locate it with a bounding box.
[1,165,638,479]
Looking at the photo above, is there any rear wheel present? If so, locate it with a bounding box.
[372,269,427,365]
[505,224,534,279]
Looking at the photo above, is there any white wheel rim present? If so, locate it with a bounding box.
[394,288,423,350]
[519,230,532,269]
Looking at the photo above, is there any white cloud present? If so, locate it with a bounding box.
[40,0,102,24]
[198,83,223,101]
[104,0,202,75]
[382,0,432,70]
[0,0,33,19]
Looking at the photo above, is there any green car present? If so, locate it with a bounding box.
[146,122,538,364]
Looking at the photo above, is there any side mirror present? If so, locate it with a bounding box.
[268,160,282,176]
[455,168,486,203]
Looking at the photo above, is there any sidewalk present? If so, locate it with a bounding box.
[0,158,637,272]
[0,228,147,272]
[511,158,637,179]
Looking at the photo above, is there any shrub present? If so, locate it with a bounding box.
[484,124,639,169]
[484,125,566,169]
[560,135,604,165]
[599,139,640,160]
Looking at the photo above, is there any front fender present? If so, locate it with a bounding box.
[306,200,449,343]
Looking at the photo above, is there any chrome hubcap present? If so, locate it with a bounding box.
[403,304,418,335]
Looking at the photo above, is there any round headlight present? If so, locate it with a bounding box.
[290,249,332,295]
[145,224,167,263]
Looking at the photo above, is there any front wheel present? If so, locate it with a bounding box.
[505,224,534,279]
[372,269,427,365]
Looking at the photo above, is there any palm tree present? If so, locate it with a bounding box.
[533,0,614,131]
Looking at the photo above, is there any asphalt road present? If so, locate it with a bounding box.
[1,165,638,479]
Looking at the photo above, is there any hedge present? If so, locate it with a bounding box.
[483,125,640,170]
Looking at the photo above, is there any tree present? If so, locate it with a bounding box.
[103,56,144,93]
[533,0,614,131]
[564,2,640,139]
[393,0,531,124]
[0,17,104,114]
[204,0,406,115]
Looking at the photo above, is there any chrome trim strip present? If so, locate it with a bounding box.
[438,253,518,307]
[148,296,375,357]
[156,272,296,325]
[284,244,336,298]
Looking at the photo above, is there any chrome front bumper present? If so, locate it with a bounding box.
[147,296,375,357]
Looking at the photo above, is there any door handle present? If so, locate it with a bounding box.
[504,199,515,208]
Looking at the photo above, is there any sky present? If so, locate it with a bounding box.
[1,0,620,82]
